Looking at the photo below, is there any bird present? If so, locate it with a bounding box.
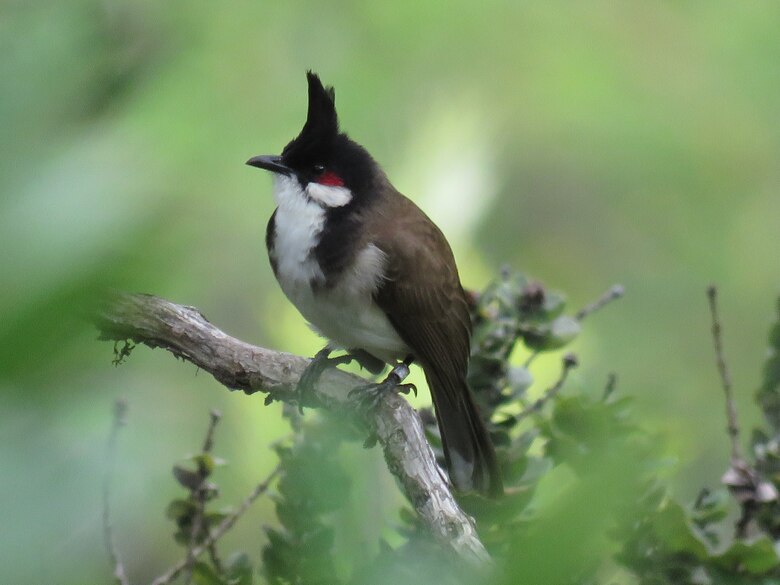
[246,71,502,497]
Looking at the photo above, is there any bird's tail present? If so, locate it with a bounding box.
[425,366,503,497]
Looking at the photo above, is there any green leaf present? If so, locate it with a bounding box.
[264,527,290,551]
[520,316,580,351]
[540,291,566,320]
[548,316,581,347]
[501,435,541,484]
[166,499,196,521]
[174,530,191,546]
[651,500,709,559]
[691,489,730,526]
[715,537,780,574]
[202,481,220,501]
[192,453,215,476]
[519,324,551,351]
[518,456,552,485]
[204,510,230,529]
[263,527,297,578]
[769,322,780,350]
[301,526,335,555]
[173,465,203,490]
[763,356,780,391]
[512,430,539,456]
[192,561,225,585]
[225,552,253,585]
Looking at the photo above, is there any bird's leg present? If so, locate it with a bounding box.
[348,355,417,412]
[296,345,354,413]
[347,348,386,376]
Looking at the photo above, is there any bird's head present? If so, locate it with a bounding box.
[247,71,377,209]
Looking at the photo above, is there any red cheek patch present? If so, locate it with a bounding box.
[318,171,344,187]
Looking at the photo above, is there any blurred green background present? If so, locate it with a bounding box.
[2,0,779,583]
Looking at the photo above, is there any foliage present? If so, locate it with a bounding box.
[110,275,780,585]
[164,413,258,585]
[262,412,350,585]
[613,295,780,585]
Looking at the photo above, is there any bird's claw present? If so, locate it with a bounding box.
[348,378,416,412]
[296,348,353,413]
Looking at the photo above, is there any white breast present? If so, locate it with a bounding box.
[271,175,327,286]
[269,175,409,364]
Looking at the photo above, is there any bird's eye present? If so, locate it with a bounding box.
[312,164,325,174]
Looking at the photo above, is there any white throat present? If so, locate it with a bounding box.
[269,173,354,285]
[271,175,327,284]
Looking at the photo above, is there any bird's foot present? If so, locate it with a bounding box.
[296,347,354,413]
[348,362,417,412]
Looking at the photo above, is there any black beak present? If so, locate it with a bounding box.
[246,155,292,176]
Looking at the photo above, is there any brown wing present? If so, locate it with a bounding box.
[372,205,472,377]
[370,194,502,496]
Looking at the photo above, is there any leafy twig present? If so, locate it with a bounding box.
[706,286,779,537]
[183,410,222,585]
[150,465,282,585]
[103,399,131,585]
[517,353,579,423]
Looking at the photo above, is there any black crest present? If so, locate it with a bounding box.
[282,72,339,164]
[303,71,337,137]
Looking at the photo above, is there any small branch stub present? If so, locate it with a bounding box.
[576,284,625,322]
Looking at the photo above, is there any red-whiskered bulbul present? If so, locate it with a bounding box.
[247,72,502,497]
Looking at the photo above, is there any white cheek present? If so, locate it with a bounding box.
[306,182,353,207]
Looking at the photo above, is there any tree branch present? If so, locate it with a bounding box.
[95,292,491,565]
